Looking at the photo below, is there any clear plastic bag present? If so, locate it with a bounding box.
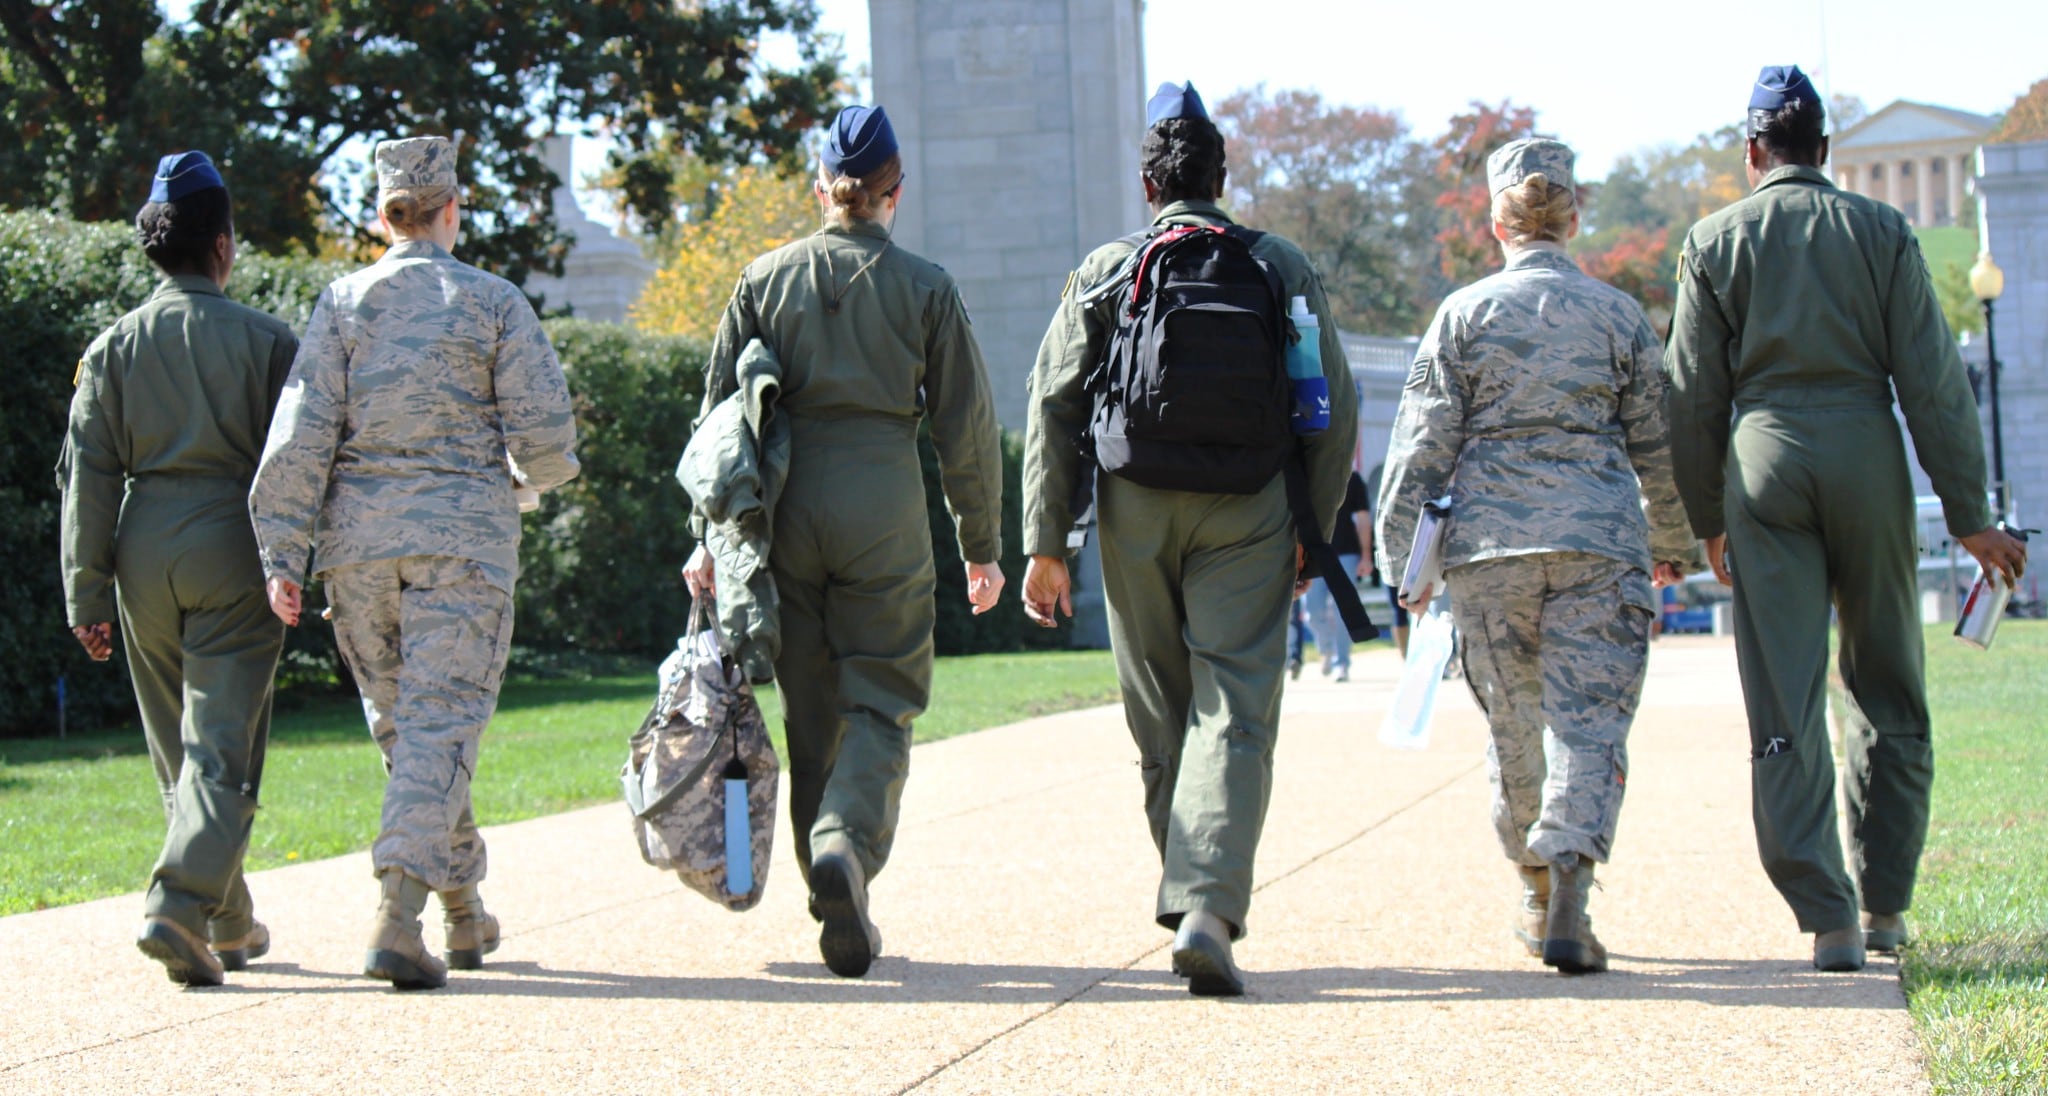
[1379,608,1455,751]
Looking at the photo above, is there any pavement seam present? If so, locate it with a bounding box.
[0,887,684,1075]
[0,998,278,1076]
[893,759,1483,1093]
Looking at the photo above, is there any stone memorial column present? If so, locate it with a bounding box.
[870,0,1148,647]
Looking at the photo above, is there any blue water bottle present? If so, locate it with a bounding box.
[1286,296,1330,434]
[721,756,754,898]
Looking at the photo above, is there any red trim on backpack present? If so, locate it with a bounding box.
[1128,225,1227,310]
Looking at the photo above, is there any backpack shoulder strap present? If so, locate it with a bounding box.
[1283,453,1379,643]
[1075,228,1166,307]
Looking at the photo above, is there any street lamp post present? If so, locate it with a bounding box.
[1969,252,2006,517]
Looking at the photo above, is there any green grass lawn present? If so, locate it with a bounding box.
[1905,620,2048,1093]
[0,648,1119,916]
[1917,225,1979,278]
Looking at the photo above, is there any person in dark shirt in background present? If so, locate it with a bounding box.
[1364,463,1409,656]
[1302,471,1372,680]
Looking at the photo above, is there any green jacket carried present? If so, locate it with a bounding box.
[678,338,790,682]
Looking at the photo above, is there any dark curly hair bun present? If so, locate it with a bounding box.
[1141,117,1226,205]
[135,185,232,277]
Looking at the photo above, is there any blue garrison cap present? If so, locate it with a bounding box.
[1750,65,1820,112]
[149,151,224,203]
[1147,82,1209,127]
[821,105,898,179]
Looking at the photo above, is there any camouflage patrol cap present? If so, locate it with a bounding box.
[1487,138,1575,195]
[375,137,457,193]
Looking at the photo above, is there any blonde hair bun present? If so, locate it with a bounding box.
[1494,172,1575,245]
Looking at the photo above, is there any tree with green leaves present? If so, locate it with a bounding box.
[0,0,843,282]
[1573,124,1747,330]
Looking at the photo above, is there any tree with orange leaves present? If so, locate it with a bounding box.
[1429,100,1546,289]
[1989,78,2048,143]
[632,165,817,340]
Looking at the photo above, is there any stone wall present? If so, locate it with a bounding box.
[869,0,1147,428]
[522,136,654,325]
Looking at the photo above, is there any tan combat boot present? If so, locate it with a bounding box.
[1542,855,1608,974]
[210,920,271,972]
[1813,927,1866,972]
[439,884,501,971]
[1513,864,1550,958]
[1863,912,1909,954]
[364,870,448,990]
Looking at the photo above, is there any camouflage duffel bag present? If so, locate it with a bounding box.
[622,600,779,910]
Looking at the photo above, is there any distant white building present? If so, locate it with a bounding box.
[521,136,654,324]
[1831,101,1997,228]
[1345,332,1419,478]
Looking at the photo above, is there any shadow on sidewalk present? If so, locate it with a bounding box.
[231,953,1900,1007]
[1136,955,1905,1007]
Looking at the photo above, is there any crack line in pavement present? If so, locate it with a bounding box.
[0,886,685,1076]
[0,997,279,1077]
[894,760,1484,1093]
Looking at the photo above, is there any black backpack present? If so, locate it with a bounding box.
[1084,225,1292,494]
[1075,223,1378,643]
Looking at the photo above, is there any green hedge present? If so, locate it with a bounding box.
[517,319,703,654]
[0,211,350,738]
[2,211,1058,738]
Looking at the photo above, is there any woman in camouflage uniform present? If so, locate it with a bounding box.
[250,137,581,990]
[682,105,1005,980]
[1377,139,1698,975]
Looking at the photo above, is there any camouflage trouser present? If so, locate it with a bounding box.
[1451,552,1656,867]
[324,555,514,891]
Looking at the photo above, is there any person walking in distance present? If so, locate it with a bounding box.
[60,152,298,986]
[250,137,581,990]
[1304,469,1371,681]
[1665,67,2027,971]
[1020,82,1359,996]
[1379,139,1698,974]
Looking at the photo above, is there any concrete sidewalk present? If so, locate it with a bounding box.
[0,637,1925,1094]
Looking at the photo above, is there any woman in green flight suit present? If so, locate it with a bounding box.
[682,105,1006,979]
[59,151,299,986]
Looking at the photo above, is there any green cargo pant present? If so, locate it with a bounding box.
[1097,472,1295,939]
[1726,406,1932,933]
[114,481,284,941]
[325,556,514,891]
[1450,552,1656,868]
[770,428,934,885]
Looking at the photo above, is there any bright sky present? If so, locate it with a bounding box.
[800,0,2047,180]
[162,0,2048,219]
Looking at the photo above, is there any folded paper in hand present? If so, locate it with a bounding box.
[1399,496,1453,605]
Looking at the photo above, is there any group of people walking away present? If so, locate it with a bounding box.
[58,64,2027,997]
